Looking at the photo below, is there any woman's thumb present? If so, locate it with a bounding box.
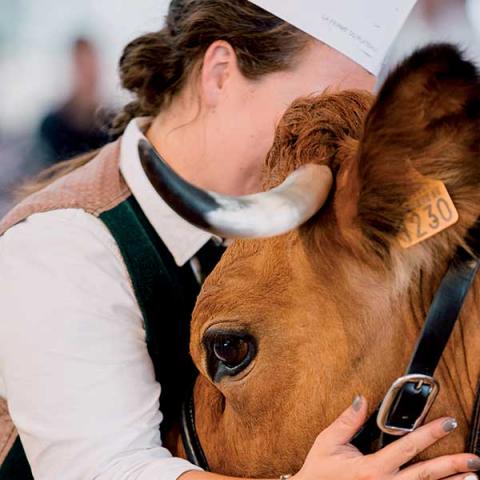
[316,395,368,447]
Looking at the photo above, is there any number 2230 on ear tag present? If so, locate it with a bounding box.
[398,179,459,249]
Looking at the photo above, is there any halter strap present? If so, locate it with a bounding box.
[353,245,480,451]
[181,388,210,470]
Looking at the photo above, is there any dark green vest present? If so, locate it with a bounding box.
[0,196,210,479]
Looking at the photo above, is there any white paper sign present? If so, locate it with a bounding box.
[249,0,417,75]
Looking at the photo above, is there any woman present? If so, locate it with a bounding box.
[0,1,478,479]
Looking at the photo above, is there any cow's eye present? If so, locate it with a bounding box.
[203,330,256,382]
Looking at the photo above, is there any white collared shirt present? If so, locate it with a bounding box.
[121,118,214,266]
[0,119,211,480]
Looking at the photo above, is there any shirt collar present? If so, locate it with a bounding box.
[119,118,213,267]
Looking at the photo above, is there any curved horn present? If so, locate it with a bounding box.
[138,139,333,239]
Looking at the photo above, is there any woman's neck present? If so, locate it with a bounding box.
[146,105,263,196]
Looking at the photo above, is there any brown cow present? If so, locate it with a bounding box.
[144,44,480,477]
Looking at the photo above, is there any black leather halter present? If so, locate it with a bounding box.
[180,389,210,470]
[180,240,480,468]
[353,246,480,452]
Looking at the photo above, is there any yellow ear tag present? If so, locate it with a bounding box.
[398,179,459,249]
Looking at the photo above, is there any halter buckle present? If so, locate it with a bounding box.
[376,374,439,436]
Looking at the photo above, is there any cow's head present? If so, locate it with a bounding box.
[144,44,480,476]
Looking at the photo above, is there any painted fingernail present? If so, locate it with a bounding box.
[467,458,480,470]
[442,418,458,432]
[464,474,478,480]
[352,395,363,412]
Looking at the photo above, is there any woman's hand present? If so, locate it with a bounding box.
[295,396,480,480]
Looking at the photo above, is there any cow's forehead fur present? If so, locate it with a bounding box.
[262,90,373,190]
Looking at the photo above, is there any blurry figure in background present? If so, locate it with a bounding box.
[0,37,112,216]
[37,37,111,164]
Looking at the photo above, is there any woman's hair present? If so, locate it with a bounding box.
[19,0,310,197]
[111,0,310,133]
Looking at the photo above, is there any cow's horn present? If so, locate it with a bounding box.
[138,139,333,239]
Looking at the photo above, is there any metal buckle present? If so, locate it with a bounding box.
[376,374,439,436]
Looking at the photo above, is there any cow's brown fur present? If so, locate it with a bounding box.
[186,45,480,477]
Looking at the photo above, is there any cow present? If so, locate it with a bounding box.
[141,44,480,477]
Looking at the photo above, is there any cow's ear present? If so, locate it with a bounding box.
[335,44,480,262]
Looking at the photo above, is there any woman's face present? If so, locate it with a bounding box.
[153,39,376,195]
[203,39,375,193]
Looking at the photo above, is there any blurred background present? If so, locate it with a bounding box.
[0,0,170,214]
[0,0,480,216]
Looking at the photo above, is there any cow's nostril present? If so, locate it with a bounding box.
[203,330,256,382]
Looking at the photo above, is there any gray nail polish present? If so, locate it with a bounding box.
[467,458,480,471]
[442,418,458,432]
[352,395,363,412]
[464,474,478,480]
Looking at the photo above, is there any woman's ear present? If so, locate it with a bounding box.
[200,40,239,108]
[334,43,480,261]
